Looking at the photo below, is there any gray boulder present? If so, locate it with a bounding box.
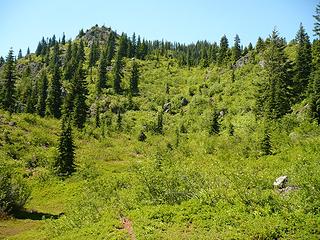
[273,176,288,189]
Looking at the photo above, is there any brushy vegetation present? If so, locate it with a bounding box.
[1,5,320,238]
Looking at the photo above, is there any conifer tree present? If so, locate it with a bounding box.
[71,62,88,129]
[313,2,320,37]
[78,29,85,38]
[88,40,100,71]
[55,116,75,176]
[37,70,48,117]
[17,49,23,59]
[63,40,73,81]
[116,109,122,131]
[130,61,139,95]
[136,36,142,58]
[61,32,66,45]
[46,66,62,118]
[155,110,163,134]
[256,37,265,52]
[261,125,272,155]
[1,49,16,113]
[40,37,47,56]
[218,35,229,64]
[35,41,42,56]
[96,48,108,95]
[95,105,100,128]
[77,39,85,63]
[50,43,60,71]
[113,36,127,93]
[256,30,292,120]
[0,57,5,67]
[106,31,116,66]
[209,42,218,64]
[209,109,220,135]
[113,55,123,93]
[131,32,137,57]
[232,34,241,62]
[293,23,312,101]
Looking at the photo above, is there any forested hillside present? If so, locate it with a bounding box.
[0,3,320,239]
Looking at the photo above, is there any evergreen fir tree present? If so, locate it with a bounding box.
[261,125,272,155]
[55,116,75,176]
[106,31,116,66]
[88,40,100,71]
[71,62,88,129]
[61,32,66,45]
[37,69,48,117]
[112,36,127,94]
[256,30,292,120]
[50,43,60,71]
[130,61,139,95]
[40,37,47,56]
[218,35,229,64]
[17,49,23,59]
[155,110,163,134]
[209,42,218,64]
[1,49,16,113]
[77,39,85,63]
[95,105,100,128]
[256,37,265,52]
[313,2,320,37]
[136,36,142,59]
[209,109,220,135]
[78,29,85,38]
[116,109,122,131]
[293,23,312,101]
[0,56,5,67]
[96,48,108,95]
[63,40,73,81]
[131,32,137,57]
[46,65,62,118]
[232,34,241,63]
[35,41,42,56]
[113,54,123,94]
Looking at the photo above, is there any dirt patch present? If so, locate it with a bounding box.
[121,217,136,240]
[0,219,42,238]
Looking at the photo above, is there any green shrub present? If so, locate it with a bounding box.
[0,163,31,215]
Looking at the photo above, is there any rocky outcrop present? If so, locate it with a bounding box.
[77,24,113,46]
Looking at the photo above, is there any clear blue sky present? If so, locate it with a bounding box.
[0,0,318,57]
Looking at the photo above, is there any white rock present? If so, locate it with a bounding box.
[273,176,288,189]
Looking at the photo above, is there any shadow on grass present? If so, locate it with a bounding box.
[12,209,64,220]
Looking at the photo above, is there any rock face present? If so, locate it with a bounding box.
[273,176,288,189]
[233,54,250,69]
[77,25,113,46]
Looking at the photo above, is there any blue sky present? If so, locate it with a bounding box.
[0,0,318,57]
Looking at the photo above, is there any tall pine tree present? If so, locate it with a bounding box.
[71,62,88,129]
[256,30,292,120]
[46,65,62,118]
[232,34,241,63]
[293,23,312,101]
[218,35,229,64]
[130,61,139,95]
[37,69,48,117]
[1,49,16,113]
[96,48,108,95]
[54,116,75,176]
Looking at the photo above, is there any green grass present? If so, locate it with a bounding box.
[1,49,320,239]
